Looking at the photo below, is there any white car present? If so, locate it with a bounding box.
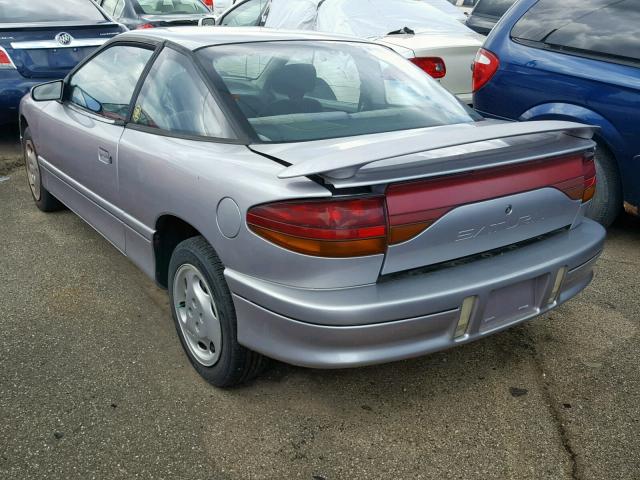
[423,0,468,22]
[219,0,483,104]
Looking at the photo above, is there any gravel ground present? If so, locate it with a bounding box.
[0,130,638,480]
[0,125,22,176]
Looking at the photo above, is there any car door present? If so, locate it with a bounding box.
[115,45,237,275]
[37,43,155,251]
[218,0,270,26]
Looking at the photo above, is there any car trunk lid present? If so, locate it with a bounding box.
[381,32,483,96]
[4,23,123,78]
[251,120,596,274]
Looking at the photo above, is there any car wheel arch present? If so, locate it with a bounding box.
[518,102,624,153]
[19,115,29,140]
[154,214,206,289]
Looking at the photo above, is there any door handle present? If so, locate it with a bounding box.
[98,147,113,165]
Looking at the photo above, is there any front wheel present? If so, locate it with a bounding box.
[168,236,266,387]
[22,127,63,212]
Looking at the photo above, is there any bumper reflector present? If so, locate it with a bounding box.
[547,267,567,305]
[454,296,476,339]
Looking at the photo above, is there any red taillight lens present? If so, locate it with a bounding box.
[203,0,214,6]
[472,48,499,92]
[410,57,446,79]
[0,47,16,69]
[582,154,597,202]
[136,23,155,29]
[386,152,595,244]
[247,197,387,257]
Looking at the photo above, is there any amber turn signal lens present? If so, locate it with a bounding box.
[388,222,433,245]
[583,184,596,202]
[250,226,386,258]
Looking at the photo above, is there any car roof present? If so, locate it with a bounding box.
[120,27,369,50]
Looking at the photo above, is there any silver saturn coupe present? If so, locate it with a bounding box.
[20,27,605,387]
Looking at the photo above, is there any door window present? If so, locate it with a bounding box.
[220,0,267,26]
[131,48,233,139]
[68,45,153,121]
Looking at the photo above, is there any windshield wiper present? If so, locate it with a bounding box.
[387,26,415,35]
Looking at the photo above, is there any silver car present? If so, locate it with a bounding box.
[20,28,605,387]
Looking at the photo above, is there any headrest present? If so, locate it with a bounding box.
[269,63,318,98]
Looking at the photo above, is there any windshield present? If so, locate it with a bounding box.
[199,41,478,143]
[0,0,107,23]
[137,0,208,15]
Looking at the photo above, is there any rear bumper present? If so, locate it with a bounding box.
[0,73,55,124]
[227,219,605,368]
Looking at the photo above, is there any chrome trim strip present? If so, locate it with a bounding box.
[38,155,155,240]
[10,38,109,50]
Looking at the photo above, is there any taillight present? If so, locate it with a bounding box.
[472,48,499,92]
[386,152,596,244]
[204,0,214,8]
[410,57,446,79]
[136,23,155,29]
[249,153,596,257]
[0,47,16,69]
[247,197,387,257]
[582,154,596,202]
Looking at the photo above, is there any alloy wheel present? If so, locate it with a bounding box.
[173,264,222,366]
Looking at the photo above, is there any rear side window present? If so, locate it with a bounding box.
[473,0,515,17]
[0,0,107,23]
[132,48,233,139]
[68,45,153,121]
[512,0,640,65]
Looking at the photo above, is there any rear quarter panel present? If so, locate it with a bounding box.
[116,128,385,289]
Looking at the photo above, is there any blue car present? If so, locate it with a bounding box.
[0,0,126,125]
[473,0,640,226]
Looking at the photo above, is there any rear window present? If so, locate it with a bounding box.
[136,0,208,15]
[512,0,640,64]
[199,41,478,143]
[0,0,107,23]
[473,0,515,17]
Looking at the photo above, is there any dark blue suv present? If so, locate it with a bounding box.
[0,0,126,125]
[473,0,640,226]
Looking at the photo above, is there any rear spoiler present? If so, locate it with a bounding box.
[269,121,595,183]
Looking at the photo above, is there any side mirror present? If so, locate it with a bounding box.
[198,16,217,26]
[32,80,63,102]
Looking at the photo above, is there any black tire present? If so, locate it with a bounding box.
[168,236,267,387]
[587,144,622,227]
[22,127,63,212]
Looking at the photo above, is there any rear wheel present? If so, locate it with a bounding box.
[168,236,266,387]
[23,127,63,212]
[587,143,622,227]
